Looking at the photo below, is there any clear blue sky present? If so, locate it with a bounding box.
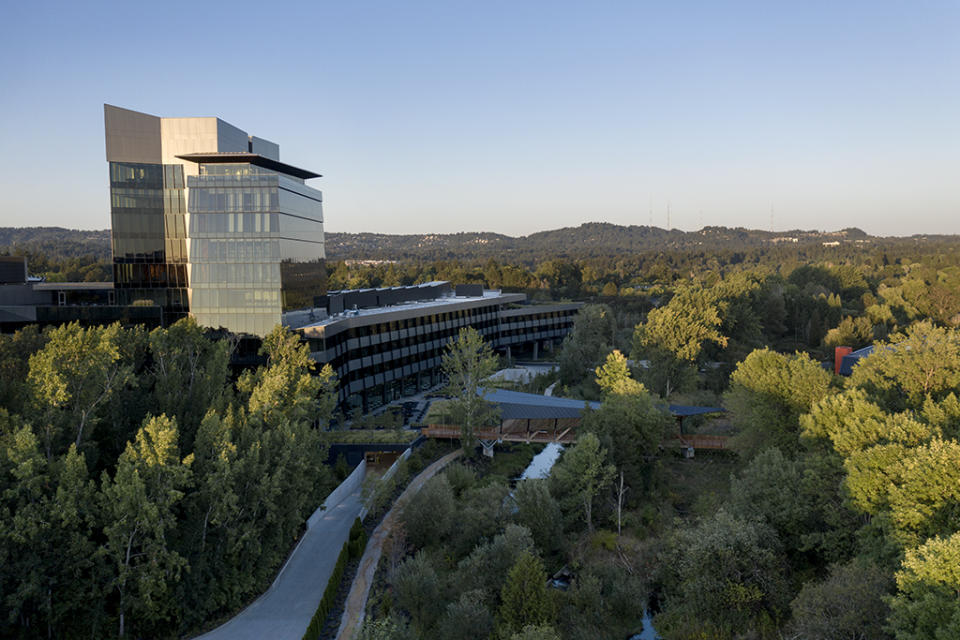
[0,1,957,236]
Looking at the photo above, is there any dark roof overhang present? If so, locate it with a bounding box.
[175,152,322,179]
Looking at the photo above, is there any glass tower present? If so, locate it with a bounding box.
[104,105,325,336]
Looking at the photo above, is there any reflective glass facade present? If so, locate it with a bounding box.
[185,163,325,336]
[109,162,188,315]
[105,106,326,336]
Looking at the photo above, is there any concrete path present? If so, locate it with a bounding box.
[335,449,463,640]
[196,488,364,640]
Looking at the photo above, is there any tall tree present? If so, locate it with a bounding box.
[551,432,615,531]
[581,390,670,494]
[594,349,645,397]
[632,284,728,363]
[100,415,193,638]
[888,532,960,640]
[235,327,337,577]
[558,304,616,387]
[726,348,833,457]
[28,322,136,457]
[2,426,52,636]
[441,326,500,453]
[849,321,960,412]
[175,409,243,627]
[0,325,49,416]
[147,318,232,449]
[238,325,333,427]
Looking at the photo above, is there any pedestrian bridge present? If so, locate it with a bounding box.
[422,424,729,450]
[422,388,728,455]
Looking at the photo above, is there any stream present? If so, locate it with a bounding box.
[518,442,564,480]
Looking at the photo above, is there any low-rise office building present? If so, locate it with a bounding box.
[294,281,579,413]
[0,256,162,330]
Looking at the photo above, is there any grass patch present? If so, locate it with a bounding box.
[480,442,541,482]
[320,429,420,444]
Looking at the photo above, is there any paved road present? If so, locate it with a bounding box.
[335,449,462,640]
[196,488,364,640]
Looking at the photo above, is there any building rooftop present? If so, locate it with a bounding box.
[477,388,726,421]
[33,282,114,291]
[838,345,875,376]
[176,152,321,180]
[294,289,524,331]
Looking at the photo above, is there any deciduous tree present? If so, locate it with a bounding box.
[848,321,960,412]
[28,322,136,457]
[726,348,833,457]
[594,349,645,396]
[888,532,960,640]
[100,414,193,637]
[441,326,500,453]
[551,433,614,531]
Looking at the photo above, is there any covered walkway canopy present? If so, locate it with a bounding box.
[424,388,727,449]
[470,388,724,438]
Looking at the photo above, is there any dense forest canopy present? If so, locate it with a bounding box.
[4,225,960,639]
[348,235,960,639]
[357,298,960,640]
[0,321,337,638]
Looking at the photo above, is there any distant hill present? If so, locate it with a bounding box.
[0,227,111,260]
[323,223,880,262]
[1,223,950,265]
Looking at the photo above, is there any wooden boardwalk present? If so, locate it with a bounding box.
[422,425,728,450]
[421,424,577,444]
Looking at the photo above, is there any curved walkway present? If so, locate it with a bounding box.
[335,449,463,640]
[195,480,365,640]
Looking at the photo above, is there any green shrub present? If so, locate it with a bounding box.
[302,528,368,640]
[590,529,618,551]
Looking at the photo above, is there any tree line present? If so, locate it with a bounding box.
[0,320,337,638]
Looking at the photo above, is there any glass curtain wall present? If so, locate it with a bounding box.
[186,163,325,336]
[109,162,188,315]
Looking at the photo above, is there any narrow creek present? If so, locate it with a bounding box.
[518,442,564,480]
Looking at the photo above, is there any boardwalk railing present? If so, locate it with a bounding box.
[665,434,729,450]
[421,424,576,444]
[422,425,728,449]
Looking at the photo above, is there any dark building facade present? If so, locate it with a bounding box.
[294,282,579,413]
[0,257,162,330]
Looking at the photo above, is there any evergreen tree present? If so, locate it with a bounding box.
[499,551,553,636]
